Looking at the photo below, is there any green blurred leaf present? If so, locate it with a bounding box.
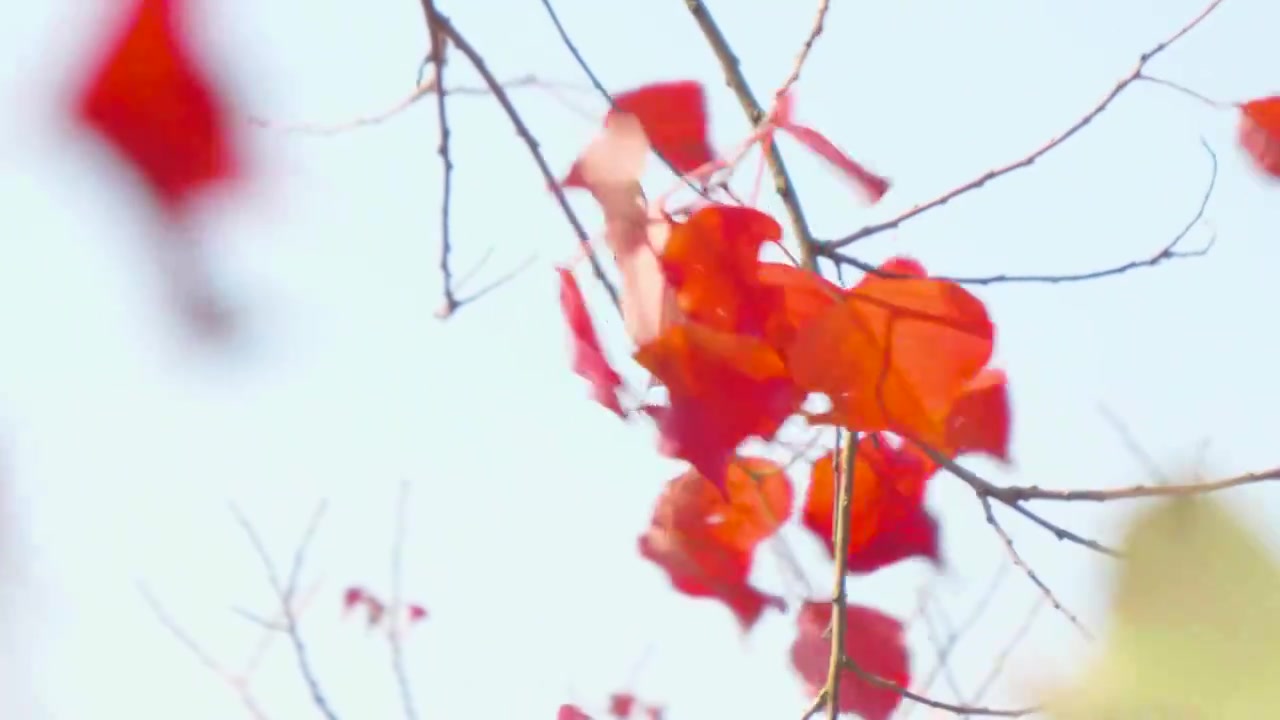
[1043,495,1280,718]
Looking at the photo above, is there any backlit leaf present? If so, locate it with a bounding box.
[802,435,940,574]
[557,267,627,418]
[1240,96,1280,179]
[790,602,911,720]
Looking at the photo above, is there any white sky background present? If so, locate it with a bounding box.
[0,0,1278,718]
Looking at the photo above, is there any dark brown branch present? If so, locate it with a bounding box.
[420,1,459,319]
[822,0,1228,250]
[427,8,621,310]
[683,0,819,271]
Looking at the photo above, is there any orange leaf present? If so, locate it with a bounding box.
[774,92,889,203]
[756,261,842,348]
[558,267,627,418]
[638,461,791,631]
[636,325,803,486]
[661,205,783,335]
[790,602,911,720]
[787,257,994,449]
[1240,96,1280,178]
[802,437,940,574]
[74,0,239,214]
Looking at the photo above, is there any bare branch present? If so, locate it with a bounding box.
[244,76,586,136]
[232,503,340,720]
[843,656,1036,717]
[977,495,1093,640]
[824,139,1219,286]
[823,432,857,718]
[777,0,832,97]
[823,0,1228,250]
[429,8,621,310]
[683,0,819,271]
[387,480,420,720]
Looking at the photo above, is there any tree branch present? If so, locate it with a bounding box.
[822,0,1228,250]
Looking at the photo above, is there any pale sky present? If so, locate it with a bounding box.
[1,0,1278,718]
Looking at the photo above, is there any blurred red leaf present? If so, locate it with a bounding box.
[566,116,679,347]
[565,81,715,187]
[788,257,995,450]
[773,92,888,203]
[639,459,791,630]
[406,603,428,624]
[558,266,627,417]
[802,435,940,573]
[1240,96,1280,178]
[342,586,366,613]
[636,325,802,488]
[791,602,911,720]
[74,0,239,214]
[608,693,635,718]
[558,704,593,720]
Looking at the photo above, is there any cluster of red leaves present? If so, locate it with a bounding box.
[342,586,427,630]
[1240,96,1280,179]
[555,80,1013,719]
[558,692,664,720]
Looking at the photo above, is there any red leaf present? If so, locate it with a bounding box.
[660,205,784,336]
[636,325,803,488]
[558,266,627,418]
[1240,96,1280,178]
[558,704,593,720]
[638,459,791,631]
[773,92,888,203]
[406,603,428,624]
[802,435,940,574]
[642,707,663,720]
[74,0,239,214]
[944,367,1011,461]
[342,586,366,613]
[790,602,911,720]
[608,693,635,718]
[611,81,716,176]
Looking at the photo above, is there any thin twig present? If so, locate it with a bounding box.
[777,0,832,97]
[430,8,621,310]
[843,657,1036,717]
[903,564,1011,718]
[387,480,420,720]
[825,139,1219,286]
[538,0,708,196]
[977,495,1093,640]
[683,0,819,271]
[140,584,273,720]
[232,504,340,720]
[968,594,1049,705]
[420,0,460,320]
[245,76,586,136]
[823,0,1228,249]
